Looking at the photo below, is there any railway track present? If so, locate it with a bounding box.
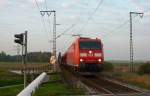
[60,65,149,95]
[80,75,145,96]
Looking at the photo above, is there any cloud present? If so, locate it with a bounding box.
[61,2,69,8]
[130,0,145,12]
[0,0,8,9]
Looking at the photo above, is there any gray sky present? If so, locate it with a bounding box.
[0,0,150,60]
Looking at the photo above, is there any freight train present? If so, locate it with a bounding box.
[61,37,104,74]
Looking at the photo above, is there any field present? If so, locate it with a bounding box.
[0,62,84,96]
[0,62,50,70]
[109,60,145,72]
[0,61,150,95]
[0,85,23,96]
[0,73,84,96]
[34,81,84,96]
[0,70,23,87]
[109,72,150,90]
[104,61,150,90]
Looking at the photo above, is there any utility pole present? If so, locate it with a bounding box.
[40,10,56,57]
[40,10,58,71]
[129,12,143,72]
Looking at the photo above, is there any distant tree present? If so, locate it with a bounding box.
[0,51,6,56]
[138,62,150,75]
[0,51,7,61]
[27,52,51,62]
[0,51,51,62]
[103,61,114,71]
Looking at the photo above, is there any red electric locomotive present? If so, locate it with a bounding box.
[62,37,104,73]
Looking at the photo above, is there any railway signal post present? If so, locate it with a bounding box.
[14,31,28,88]
[129,12,143,72]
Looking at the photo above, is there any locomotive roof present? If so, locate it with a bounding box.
[78,37,101,41]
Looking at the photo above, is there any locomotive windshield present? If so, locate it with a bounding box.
[80,41,101,50]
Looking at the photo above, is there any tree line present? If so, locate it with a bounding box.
[0,51,51,62]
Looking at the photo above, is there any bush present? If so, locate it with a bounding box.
[138,63,150,75]
[103,62,114,71]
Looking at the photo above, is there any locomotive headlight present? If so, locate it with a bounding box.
[94,53,102,57]
[80,53,87,57]
[98,59,102,62]
[80,59,83,62]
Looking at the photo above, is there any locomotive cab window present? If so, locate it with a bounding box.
[80,41,101,50]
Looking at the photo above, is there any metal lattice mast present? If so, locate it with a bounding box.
[40,10,56,57]
[129,12,143,72]
[53,11,56,57]
[130,12,133,72]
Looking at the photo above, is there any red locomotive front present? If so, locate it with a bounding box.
[65,37,104,72]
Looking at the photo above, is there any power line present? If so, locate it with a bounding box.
[144,7,150,13]
[44,0,48,10]
[34,0,48,32]
[56,23,78,39]
[142,8,150,18]
[34,0,41,10]
[103,20,129,38]
[102,8,150,38]
[79,0,103,33]
[44,0,51,39]
[102,14,144,38]
[34,0,50,42]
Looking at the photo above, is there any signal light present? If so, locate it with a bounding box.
[14,33,24,45]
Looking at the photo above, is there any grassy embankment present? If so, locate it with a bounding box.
[0,62,24,96]
[33,73,84,96]
[112,72,150,89]
[0,73,84,96]
[0,62,24,87]
[104,61,150,90]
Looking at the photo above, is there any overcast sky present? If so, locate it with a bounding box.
[0,0,150,60]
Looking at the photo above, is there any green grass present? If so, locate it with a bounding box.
[0,70,23,87]
[0,85,23,96]
[0,79,23,87]
[34,73,84,96]
[50,73,61,81]
[0,62,49,64]
[0,63,85,95]
[34,82,84,96]
[0,62,21,64]
[0,61,49,70]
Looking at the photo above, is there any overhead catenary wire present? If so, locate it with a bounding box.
[44,0,48,10]
[43,0,52,39]
[34,0,41,10]
[56,23,78,39]
[78,0,103,33]
[56,0,103,53]
[34,0,49,38]
[102,20,129,38]
[143,8,150,17]
[102,15,141,38]
[102,7,150,38]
